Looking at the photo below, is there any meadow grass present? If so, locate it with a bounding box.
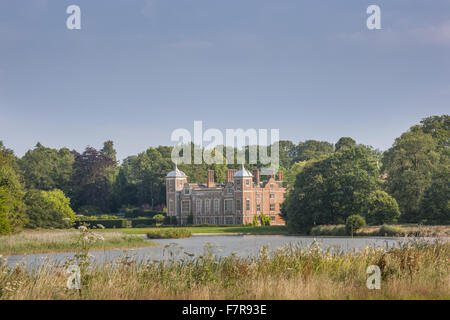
[116,225,288,235]
[0,229,157,255]
[311,224,450,237]
[0,238,448,300]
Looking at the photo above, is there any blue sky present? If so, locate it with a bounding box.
[0,0,449,161]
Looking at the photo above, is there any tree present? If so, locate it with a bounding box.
[364,190,400,225]
[25,189,75,229]
[293,140,334,162]
[346,214,366,236]
[19,143,74,193]
[70,144,116,212]
[285,144,380,233]
[335,137,356,151]
[419,166,449,224]
[382,130,440,221]
[0,142,27,234]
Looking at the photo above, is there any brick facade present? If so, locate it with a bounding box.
[166,165,286,226]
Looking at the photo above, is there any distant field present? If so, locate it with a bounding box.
[112,225,288,235]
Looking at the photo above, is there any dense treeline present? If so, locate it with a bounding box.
[283,115,449,233]
[0,115,448,234]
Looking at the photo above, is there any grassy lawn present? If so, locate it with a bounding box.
[0,229,158,256]
[111,225,288,235]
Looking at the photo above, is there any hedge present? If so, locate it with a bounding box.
[124,210,166,219]
[74,219,127,229]
[131,219,155,228]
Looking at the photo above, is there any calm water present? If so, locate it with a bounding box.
[4,235,412,268]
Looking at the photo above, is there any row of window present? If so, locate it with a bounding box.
[195,217,241,225]
[169,198,277,215]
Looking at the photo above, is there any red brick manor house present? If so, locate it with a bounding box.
[165,164,286,225]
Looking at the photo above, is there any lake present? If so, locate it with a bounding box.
[3,235,416,268]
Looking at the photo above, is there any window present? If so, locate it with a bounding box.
[185,188,190,195]
[271,216,276,222]
[205,199,210,213]
[256,204,260,212]
[256,193,261,199]
[270,204,275,211]
[270,193,275,199]
[224,199,233,212]
[270,183,274,189]
[246,199,250,211]
[196,199,202,214]
[169,180,174,192]
[169,200,174,214]
[214,199,219,213]
[225,217,233,225]
[245,179,250,186]
[179,180,183,188]
[182,200,190,214]
[236,199,241,211]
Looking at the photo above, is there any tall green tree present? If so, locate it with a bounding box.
[419,165,449,224]
[70,143,116,212]
[293,140,334,162]
[0,142,27,234]
[382,130,440,221]
[285,145,380,233]
[19,143,74,193]
[335,137,356,151]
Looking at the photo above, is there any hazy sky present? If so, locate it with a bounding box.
[0,0,449,160]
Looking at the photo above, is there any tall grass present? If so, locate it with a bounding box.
[311,224,450,237]
[0,238,448,299]
[0,229,156,255]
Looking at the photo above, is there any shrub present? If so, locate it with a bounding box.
[122,208,165,219]
[345,214,366,236]
[131,218,155,228]
[252,215,259,226]
[74,219,127,229]
[364,190,400,225]
[153,214,165,224]
[25,189,75,229]
[259,214,271,226]
[311,225,347,236]
[378,224,402,237]
[146,228,191,239]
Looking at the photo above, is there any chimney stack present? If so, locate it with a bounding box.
[253,169,260,185]
[278,170,283,181]
[207,170,215,188]
[226,169,236,183]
